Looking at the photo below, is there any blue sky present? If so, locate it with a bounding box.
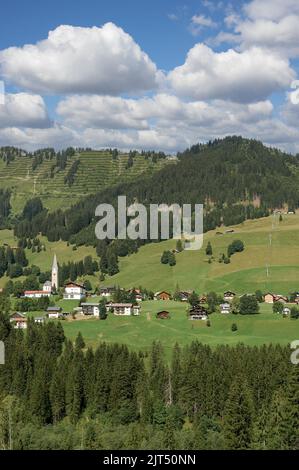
[1,0,242,68]
[0,0,299,153]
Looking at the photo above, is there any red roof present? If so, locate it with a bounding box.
[25,291,49,295]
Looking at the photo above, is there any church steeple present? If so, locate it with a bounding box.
[51,254,59,291]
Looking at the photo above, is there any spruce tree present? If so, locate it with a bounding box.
[223,375,254,450]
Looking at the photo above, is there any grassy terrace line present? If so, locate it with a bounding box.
[0,148,172,212]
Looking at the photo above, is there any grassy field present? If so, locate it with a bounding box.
[0,229,99,288]
[2,212,299,295]
[2,213,299,351]
[61,300,299,355]
[102,213,299,295]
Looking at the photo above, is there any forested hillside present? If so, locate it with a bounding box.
[0,316,298,450]
[12,137,299,246]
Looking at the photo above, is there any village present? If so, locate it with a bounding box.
[8,255,299,330]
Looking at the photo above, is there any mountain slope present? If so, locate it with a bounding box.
[0,147,172,212]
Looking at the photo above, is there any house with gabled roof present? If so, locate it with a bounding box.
[10,312,28,329]
[154,291,171,301]
[189,305,208,321]
[64,282,86,300]
[224,291,236,301]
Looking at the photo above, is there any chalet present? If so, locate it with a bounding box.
[156,310,170,319]
[10,312,28,329]
[283,307,291,316]
[179,291,191,302]
[154,291,171,301]
[47,306,62,319]
[199,295,207,304]
[81,303,100,317]
[34,317,45,324]
[275,295,288,304]
[265,293,288,304]
[264,293,275,304]
[106,303,141,316]
[64,282,86,300]
[24,290,51,299]
[43,281,52,293]
[128,288,143,302]
[99,286,115,298]
[189,305,208,321]
[220,303,231,314]
[224,291,236,301]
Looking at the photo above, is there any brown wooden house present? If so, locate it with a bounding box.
[156,310,170,320]
[154,291,171,301]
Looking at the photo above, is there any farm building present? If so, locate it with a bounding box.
[265,293,288,304]
[156,310,170,319]
[154,291,171,301]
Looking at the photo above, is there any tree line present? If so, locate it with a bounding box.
[0,316,298,450]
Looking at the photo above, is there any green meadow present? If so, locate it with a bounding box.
[102,213,299,295]
[2,213,299,351]
[61,300,299,355]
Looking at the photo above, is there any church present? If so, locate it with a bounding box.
[24,255,58,298]
[51,254,59,292]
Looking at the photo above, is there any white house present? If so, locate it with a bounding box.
[24,290,51,299]
[35,317,45,324]
[220,303,231,314]
[106,303,141,316]
[47,307,63,319]
[64,282,86,300]
[43,281,52,293]
[81,303,100,317]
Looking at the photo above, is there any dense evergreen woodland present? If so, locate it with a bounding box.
[0,314,298,450]
[11,137,299,249]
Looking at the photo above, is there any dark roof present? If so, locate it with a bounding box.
[47,306,62,312]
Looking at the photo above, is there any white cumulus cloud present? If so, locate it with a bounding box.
[0,93,50,128]
[168,44,294,102]
[0,23,159,95]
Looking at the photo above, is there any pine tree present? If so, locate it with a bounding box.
[223,375,254,450]
[206,242,213,256]
[75,332,85,351]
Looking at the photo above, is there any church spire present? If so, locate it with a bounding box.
[51,254,59,291]
[52,253,58,271]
